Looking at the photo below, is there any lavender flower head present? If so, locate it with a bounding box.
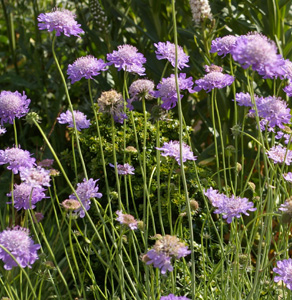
[283,172,292,183]
[275,131,291,145]
[0,146,36,174]
[97,90,127,123]
[38,158,54,168]
[67,55,107,84]
[109,163,135,175]
[127,79,155,110]
[233,92,258,107]
[107,45,146,75]
[20,166,51,188]
[194,65,234,93]
[7,183,47,210]
[69,178,102,218]
[204,188,256,223]
[210,35,238,57]
[231,33,285,79]
[57,110,91,131]
[266,145,292,165]
[155,73,194,110]
[0,91,31,125]
[154,41,189,70]
[0,226,41,270]
[156,140,197,166]
[38,9,84,37]
[160,294,191,300]
[279,198,292,214]
[283,82,292,97]
[144,235,191,274]
[273,258,292,290]
[116,210,138,230]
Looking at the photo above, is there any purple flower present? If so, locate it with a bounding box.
[267,145,292,165]
[154,41,189,70]
[57,110,91,131]
[204,188,256,223]
[38,159,54,168]
[231,33,285,79]
[116,210,138,230]
[283,82,292,97]
[279,199,292,213]
[273,258,292,290]
[0,146,36,174]
[20,166,51,188]
[160,294,191,300]
[127,79,155,110]
[109,163,135,175]
[275,131,291,145]
[7,183,47,210]
[38,9,84,37]
[194,65,234,93]
[283,59,292,80]
[155,73,194,110]
[0,226,41,270]
[107,45,146,75]
[69,178,102,218]
[67,55,108,84]
[145,249,173,274]
[0,91,31,125]
[283,172,292,183]
[233,92,257,107]
[210,35,238,57]
[156,140,197,166]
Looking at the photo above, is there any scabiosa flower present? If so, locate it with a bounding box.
[57,110,91,131]
[233,92,260,107]
[279,198,292,214]
[97,90,127,123]
[0,226,41,270]
[275,131,291,145]
[38,159,54,168]
[20,166,51,188]
[267,145,292,165]
[38,9,84,37]
[283,59,292,80]
[283,172,292,183]
[0,91,31,125]
[0,146,36,174]
[283,82,292,97]
[67,55,108,84]
[62,199,81,211]
[116,210,138,230]
[156,140,197,166]
[127,79,155,110]
[273,258,292,290]
[160,294,191,300]
[107,44,146,75]
[155,73,194,110]
[7,183,47,210]
[144,235,191,274]
[189,0,213,24]
[194,65,234,93]
[154,41,189,70]
[109,163,135,175]
[210,35,238,57]
[69,178,102,218]
[231,33,286,79]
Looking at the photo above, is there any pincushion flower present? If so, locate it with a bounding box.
[0,226,41,270]
[107,44,146,75]
[154,41,189,70]
[204,188,256,223]
[67,55,108,83]
[283,172,292,183]
[38,9,84,37]
[0,146,36,174]
[233,92,259,107]
[116,210,138,230]
[210,35,238,57]
[0,91,31,125]
[160,294,191,300]
[109,163,135,175]
[267,145,292,165]
[156,140,197,165]
[279,198,292,214]
[20,166,51,188]
[273,258,292,290]
[69,178,102,218]
[57,110,91,131]
[194,65,234,93]
[155,73,194,110]
[283,82,292,97]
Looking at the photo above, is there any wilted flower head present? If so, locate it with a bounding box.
[273,258,292,290]
[57,110,91,131]
[116,210,138,230]
[210,35,238,57]
[33,212,44,223]
[69,178,102,218]
[155,73,194,110]
[62,199,81,211]
[0,226,41,270]
[0,91,31,125]
[127,79,155,110]
[267,145,292,165]
[38,159,54,168]
[160,294,191,300]
[154,41,189,70]
[279,197,292,214]
[7,183,47,210]
[0,146,36,174]
[194,65,234,93]
[109,163,135,175]
[97,90,127,123]
[156,140,197,165]
[189,0,213,24]
[67,55,108,83]
[107,44,146,75]
[38,9,84,37]
[20,166,51,188]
